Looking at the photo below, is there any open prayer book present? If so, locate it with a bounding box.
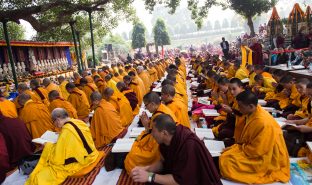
[202,109,220,117]
[195,128,215,139]
[292,65,305,70]
[129,127,145,138]
[204,140,225,157]
[307,142,312,152]
[198,97,210,105]
[32,131,59,145]
[274,117,298,128]
[258,99,267,106]
[111,138,135,153]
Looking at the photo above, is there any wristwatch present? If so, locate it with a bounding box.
[148,172,154,182]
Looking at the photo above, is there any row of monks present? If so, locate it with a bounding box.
[0,57,192,184]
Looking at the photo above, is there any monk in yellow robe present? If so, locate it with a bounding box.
[91,69,101,79]
[73,72,82,87]
[105,74,119,93]
[80,78,99,105]
[25,108,99,185]
[287,78,310,120]
[90,92,126,148]
[30,79,50,106]
[14,83,39,112]
[82,71,94,83]
[66,82,90,121]
[42,78,62,98]
[129,71,147,95]
[166,75,188,105]
[94,75,106,94]
[161,85,190,128]
[124,75,143,106]
[48,90,78,119]
[124,92,177,174]
[116,82,140,115]
[0,92,17,118]
[223,62,236,79]
[234,63,249,80]
[219,91,290,184]
[137,66,152,93]
[57,76,70,100]
[253,74,276,100]
[254,65,273,78]
[18,94,56,139]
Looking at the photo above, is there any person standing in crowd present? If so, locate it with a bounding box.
[220,37,229,59]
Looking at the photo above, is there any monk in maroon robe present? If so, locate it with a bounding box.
[116,82,139,111]
[0,133,9,184]
[131,114,222,185]
[0,113,35,171]
[250,40,263,65]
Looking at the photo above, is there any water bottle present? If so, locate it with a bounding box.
[199,117,208,128]
[272,109,277,118]
[287,60,292,69]
[309,63,312,73]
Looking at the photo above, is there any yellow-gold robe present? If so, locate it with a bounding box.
[0,98,18,118]
[25,119,99,185]
[59,81,70,100]
[48,98,78,119]
[165,98,190,128]
[67,88,90,120]
[220,105,290,184]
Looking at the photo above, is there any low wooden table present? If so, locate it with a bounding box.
[289,69,312,80]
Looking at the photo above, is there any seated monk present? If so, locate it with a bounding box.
[161,84,190,128]
[123,92,177,173]
[73,72,82,87]
[0,113,35,177]
[287,78,310,120]
[116,81,139,115]
[25,108,99,185]
[0,91,18,118]
[219,91,290,184]
[42,78,62,98]
[57,76,70,100]
[124,75,143,106]
[81,70,94,83]
[137,66,152,93]
[128,71,147,95]
[131,114,222,185]
[18,93,56,139]
[233,61,249,80]
[80,78,99,105]
[94,75,106,94]
[90,92,126,148]
[30,79,50,106]
[14,83,39,112]
[104,74,119,93]
[66,82,90,121]
[254,64,273,79]
[252,74,276,100]
[48,90,78,119]
[103,87,134,127]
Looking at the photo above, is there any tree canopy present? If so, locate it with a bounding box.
[131,22,146,49]
[0,22,25,40]
[153,18,170,47]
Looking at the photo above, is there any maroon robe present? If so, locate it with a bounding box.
[0,133,9,184]
[159,125,222,185]
[0,114,35,168]
[250,43,263,65]
[121,88,139,111]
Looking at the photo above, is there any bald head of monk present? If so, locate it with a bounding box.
[166,75,177,84]
[93,75,101,82]
[82,71,89,77]
[236,91,258,115]
[102,87,114,101]
[57,76,65,84]
[143,92,161,113]
[73,72,80,79]
[104,74,112,82]
[18,93,31,106]
[80,78,88,87]
[116,81,127,92]
[90,91,102,107]
[136,66,144,74]
[91,69,97,74]
[152,114,176,145]
[128,71,136,78]
[48,90,61,102]
[161,84,175,103]
[30,79,40,90]
[51,108,70,128]
[123,75,131,86]
[65,82,76,93]
[161,79,175,87]
[17,83,29,94]
[42,78,51,88]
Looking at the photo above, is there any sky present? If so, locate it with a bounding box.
[21,0,312,40]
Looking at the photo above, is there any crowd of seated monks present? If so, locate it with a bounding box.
[3,53,312,184]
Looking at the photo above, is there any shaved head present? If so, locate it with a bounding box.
[48,90,60,101]
[30,79,40,89]
[116,81,127,91]
[17,83,29,93]
[42,78,51,87]
[102,87,114,100]
[18,93,31,106]
[91,91,102,102]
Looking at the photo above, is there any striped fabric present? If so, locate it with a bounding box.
[116,169,144,185]
[62,146,112,185]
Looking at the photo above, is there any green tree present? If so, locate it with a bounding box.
[227,0,277,36]
[131,22,146,49]
[153,18,171,55]
[0,22,25,40]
